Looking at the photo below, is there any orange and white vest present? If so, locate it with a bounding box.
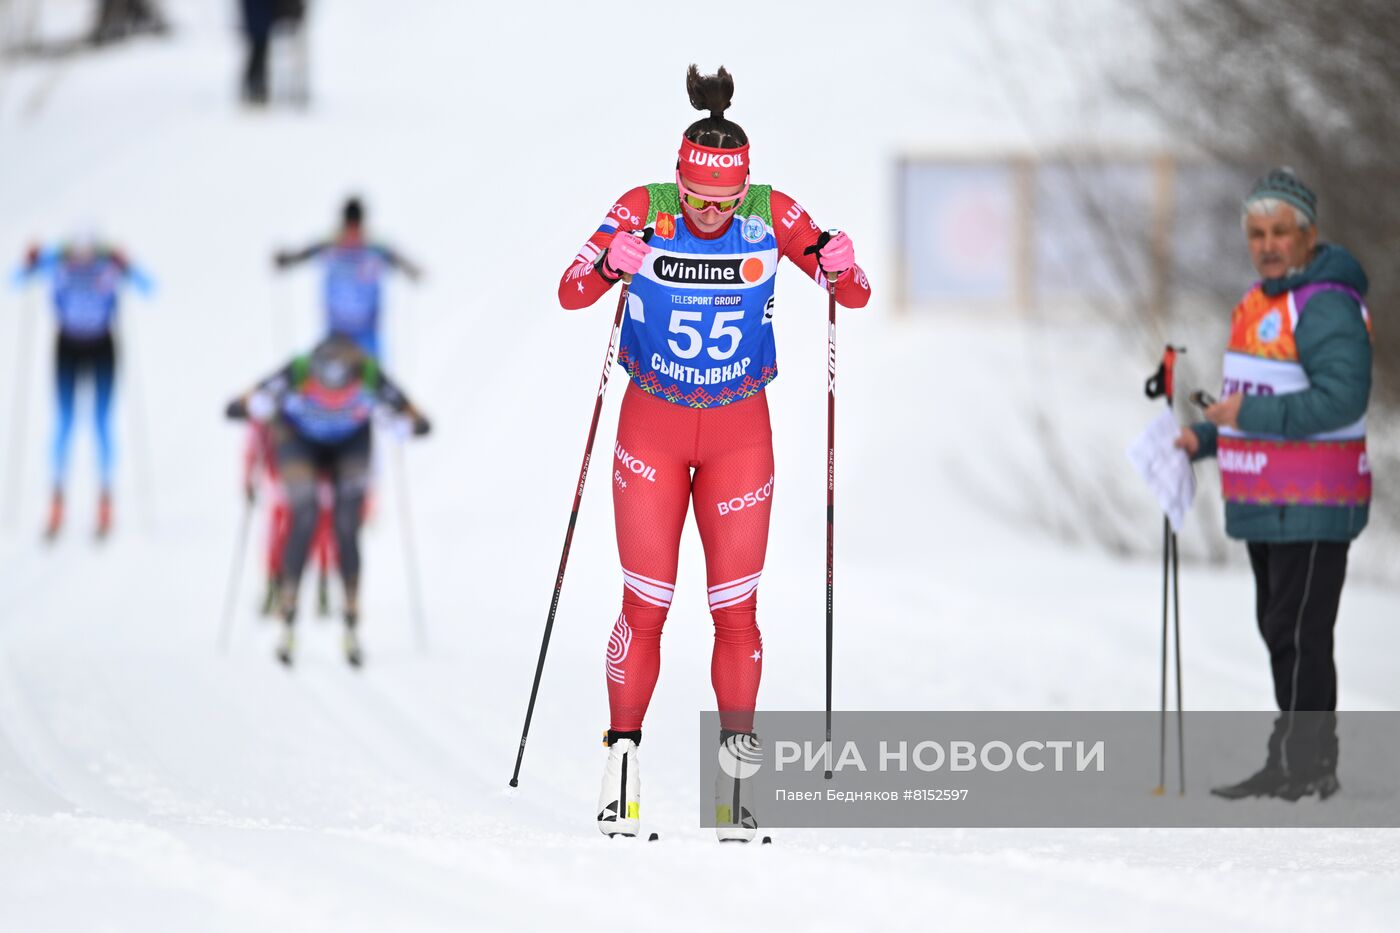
[1218,283,1371,506]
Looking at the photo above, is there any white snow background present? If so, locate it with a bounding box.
[1,1,1397,930]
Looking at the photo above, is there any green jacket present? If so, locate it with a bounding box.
[1192,243,1372,542]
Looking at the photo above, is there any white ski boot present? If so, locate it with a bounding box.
[343,627,363,668]
[275,622,295,667]
[715,731,761,843]
[340,602,361,669]
[597,730,641,837]
[275,588,298,666]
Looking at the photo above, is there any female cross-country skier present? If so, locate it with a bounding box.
[557,65,870,841]
[225,335,430,667]
[274,197,423,358]
[12,236,154,540]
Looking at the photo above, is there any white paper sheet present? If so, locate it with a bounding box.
[1126,407,1196,533]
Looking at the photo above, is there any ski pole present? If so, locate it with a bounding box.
[1165,353,1185,796]
[823,270,837,780]
[510,229,650,789]
[802,232,840,780]
[121,321,158,534]
[1143,345,1186,795]
[3,288,37,529]
[392,439,428,652]
[1157,515,1170,794]
[272,270,293,355]
[1172,529,1185,795]
[217,491,257,654]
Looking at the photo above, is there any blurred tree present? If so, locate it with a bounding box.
[1,0,166,56]
[91,0,167,44]
[1117,0,1400,406]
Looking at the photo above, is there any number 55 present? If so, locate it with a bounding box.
[667,309,745,361]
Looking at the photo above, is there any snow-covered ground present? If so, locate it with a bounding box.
[1,2,1397,930]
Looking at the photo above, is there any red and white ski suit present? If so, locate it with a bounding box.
[559,185,870,734]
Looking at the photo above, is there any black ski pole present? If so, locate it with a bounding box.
[1144,345,1185,795]
[803,232,840,780]
[217,491,257,654]
[823,271,837,780]
[510,230,650,788]
[1156,515,1169,795]
[1172,529,1185,795]
[1165,353,1186,796]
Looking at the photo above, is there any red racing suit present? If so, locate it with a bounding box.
[559,184,870,734]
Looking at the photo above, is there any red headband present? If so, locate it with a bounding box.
[678,136,750,187]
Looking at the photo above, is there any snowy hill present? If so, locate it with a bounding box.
[1,2,1398,930]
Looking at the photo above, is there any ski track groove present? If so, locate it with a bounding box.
[0,647,143,820]
[304,652,596,835]
[4,3,1400,930]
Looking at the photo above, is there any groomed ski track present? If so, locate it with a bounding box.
[1,2,1398,930]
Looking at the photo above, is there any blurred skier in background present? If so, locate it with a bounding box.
[11,235,154,540]
[225,334,430,667]
[240,0,306,106]
[273,197,424,358]
[557,65,870,841]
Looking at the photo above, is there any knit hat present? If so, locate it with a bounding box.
[342,197,364,227]
[1245,168,1317,225]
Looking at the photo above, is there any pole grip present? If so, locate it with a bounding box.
[618,227,654,285]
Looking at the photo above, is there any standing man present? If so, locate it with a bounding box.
[1177,169,1372,801]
